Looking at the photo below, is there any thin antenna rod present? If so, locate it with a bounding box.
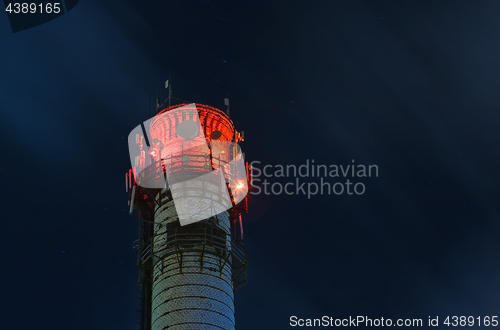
[156,89,160,113]
[168,74,172,107]
[224,93,230,117]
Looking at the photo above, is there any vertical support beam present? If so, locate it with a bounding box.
[129,185,136,215]
[239,215,244,241]
[126,172,129,192]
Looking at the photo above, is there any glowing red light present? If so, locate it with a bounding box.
[150,103,238,176]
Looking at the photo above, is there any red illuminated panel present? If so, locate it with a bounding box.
[150,104,238,178]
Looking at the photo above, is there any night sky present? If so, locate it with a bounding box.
[1,1,500,329]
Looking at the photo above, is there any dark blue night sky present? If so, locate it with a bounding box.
[1,1,500,329]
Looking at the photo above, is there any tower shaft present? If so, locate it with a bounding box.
[151,192,235,330]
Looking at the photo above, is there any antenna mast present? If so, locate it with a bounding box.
[166,76,172,108]
[224,96,230,117]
